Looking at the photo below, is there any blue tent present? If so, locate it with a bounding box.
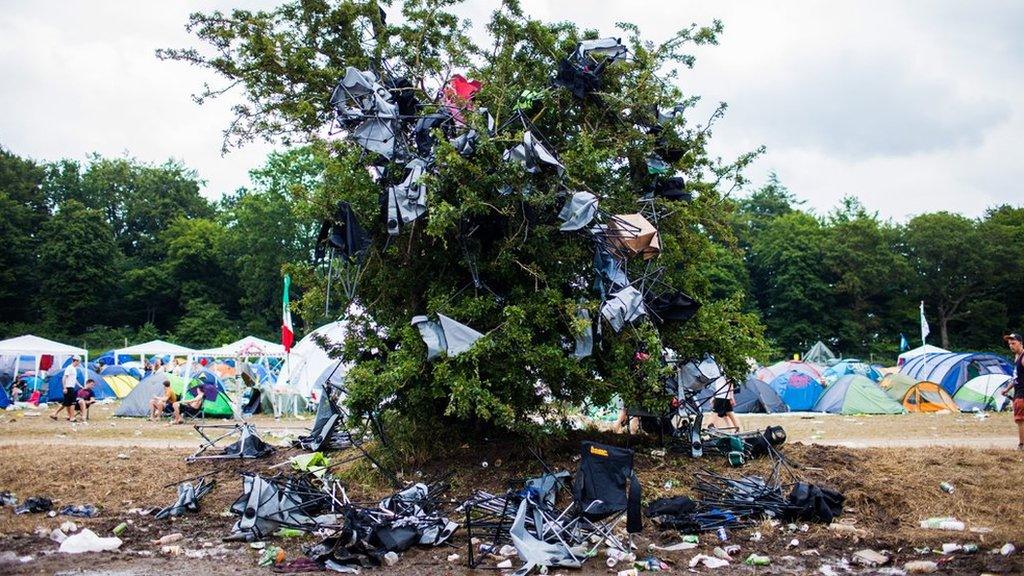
[46,368,117,402]
[900,352,1012,395]
[100,365,131,377]
[94,351,137,366]
[0,386,10,409]
[823,361,883,385]
[734,376,789,414]
[769,369,824,411]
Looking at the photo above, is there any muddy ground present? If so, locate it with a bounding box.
[0,406,1021,575]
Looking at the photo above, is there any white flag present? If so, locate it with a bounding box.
[920,301,930,344]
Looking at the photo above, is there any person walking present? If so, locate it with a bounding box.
[1003,333,1024,450]
[50,356,81,421]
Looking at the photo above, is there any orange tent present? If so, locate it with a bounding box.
[898,381,958,413]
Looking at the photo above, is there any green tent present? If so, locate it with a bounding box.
[175,378,234,418]
[812,374,905,414]
[879,373,919,401]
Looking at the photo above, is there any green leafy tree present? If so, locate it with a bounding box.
[164,0,770,436]
[163,217,239,315]
[174,297,240,347]
[0,148,48,323]
[37,200,121,333]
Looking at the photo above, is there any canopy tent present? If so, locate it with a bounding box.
[899,352,1012,395]
[893,381,958,413]
[46,368,116,402]
[812,375,905,415]
[195,336,287,358]
[954,374,1012,412]
[822,361,883,386]
[897,344,949,367]
[733,376,788,414]
[804,341,836,365]
[274,320,348,399]
[0,336,88,384]
[768,370,824,411]
[115,340,196,364]
[757,360,824,386]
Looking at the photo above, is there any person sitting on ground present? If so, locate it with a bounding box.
[74,379,97,422]
[148,379,177,421]
[50,356,81,422]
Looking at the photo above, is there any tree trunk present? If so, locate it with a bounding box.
[940,314,950,349]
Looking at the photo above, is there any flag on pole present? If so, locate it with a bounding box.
[919,301,930,345]
[900,333,909,352]
[282,275,294,352]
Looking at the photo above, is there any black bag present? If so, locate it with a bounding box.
[784,482,844,524]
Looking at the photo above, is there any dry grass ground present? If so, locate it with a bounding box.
[0,406,1021,575]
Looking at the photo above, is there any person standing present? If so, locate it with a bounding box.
[50,356,81,421]
[709,375,740,431]
[1003,333,1024,450]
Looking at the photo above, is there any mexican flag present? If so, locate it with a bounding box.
[282,274,294,352]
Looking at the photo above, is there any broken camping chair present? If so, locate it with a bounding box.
[155,478,215,520]
[187,422,274,462]
[228,473,340,541]
[315,201,372,306]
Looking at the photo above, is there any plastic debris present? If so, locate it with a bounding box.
[939,482,954,494]
[446,553,460,562]
[749,531,763,541]
[59,521,77,533]
[904,560,938,573]
[496,558,513,569]
[919,517,964,531]
[383,551,400,566]
[0,491,17,506]
[1000,543,1015,556]
[59,504,99,518]
[787,538,800,548]
[59,529,122,554]
[744,553,771,566]
[152,533,184,545]
[112,522,128,536]
[499,544,518,557]
[14,496,52,514]
[49,528,67,543]
[689,554,729,568]
[162,545,183,556]
[634,556,668,571]
[828,523,868,537]
[712,546,732,560]
[649,542,696,552]
[258,546,285,567]
[852,549,889,566]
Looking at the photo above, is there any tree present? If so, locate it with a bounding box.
[165,0,769,435]
[903,212,1011,349]
[0,148,48,323]
[174,297,240,347]
[163,217,239,314]
[37,200,121,332]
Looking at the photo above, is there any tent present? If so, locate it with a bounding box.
[757,360,823,383]
[768,370,825,411]
[46,368,116,402]
[897,344,949,367]
[0,386,10,409]
[115,340,196,364]
[733,376,788,414]
[878,373,919,399]
[900,353,1012,395]
[804,341,836,365]
[812,375,905,415]
[196,336,287,358]
[954,374,1012,412]
[99,365,139,398]
[892,381,958,413]
[274,321,348,399]
[822,361,883,385]
[114,373,187,417]
[178,382,234,419]
[0,335,89,386]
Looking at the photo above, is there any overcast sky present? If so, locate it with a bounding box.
[1,1,1021,220]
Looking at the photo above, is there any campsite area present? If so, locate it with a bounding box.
[0,405,1022,575]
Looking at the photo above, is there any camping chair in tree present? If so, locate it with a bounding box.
[316,201,372,311]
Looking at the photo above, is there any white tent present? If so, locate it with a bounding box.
[274,321,349,401]
[196,336,286,358]
[115,339,196,360]
[0,335,89,383]
[897,344,950,366]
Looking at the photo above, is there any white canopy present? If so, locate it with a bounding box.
[0,334,87,357]
[196,336,287,358]
[115,339,196,358]
[897,344,950,366]
[274,321,349,399]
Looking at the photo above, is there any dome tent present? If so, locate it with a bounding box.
[897,344,949,367]
[733,376,788,414]
[804,341,836,365]
[114,373,188,417]
[812,374,905,415]
[954,374,1012,412]
[274,320,349,400]
[894,381,958,413]
[46,368,116,402]
[768,370,824,411]
[822,361,882,385]
[879,373,920,400]
[900,353,1012,395]
[757,360,823,384]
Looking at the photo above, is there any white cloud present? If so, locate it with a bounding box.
[0,0,1020,219]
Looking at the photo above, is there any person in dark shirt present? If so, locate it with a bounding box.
[1003,333,1024,450]
[74,379,97,422]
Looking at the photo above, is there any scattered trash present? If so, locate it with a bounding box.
[651,449,666,458]
[117,453,130,460]
[787,538,799,548]
[904,560,938,573]
[59,504,99,518]
[605,548,636,568]
[688,554,729,568]
[969,526,993,534]
[663,481,673,490]
[649,542,696,552]
[14,496,52,514]
[617,569,639,576]
[446,553,460,562]
[852,549,889,566]
[249,541,266,550]
[744,553,771,566]
[828,523,868,537]
[59,521,77,533]
[800,549,819,557]
[59,529,122,554]
[1000,543,1015,556]
[939,543,961,554]
[276,528,303,538]
[496,558,513,569]
[499,544,518,557]
[161,545,183,556]
[749,531,763,541]
[712,546,732,560]
[49,528,67,543]
[112,522,128,536]
[938,482,954,494]
[634,556,668,571]
[155,478,215,520]
[383,551,400,566]
[919,517,964,531]
[0,491,16,506]
[717,526,729,541]
[152,533,183,545]
[258,546,285,567]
